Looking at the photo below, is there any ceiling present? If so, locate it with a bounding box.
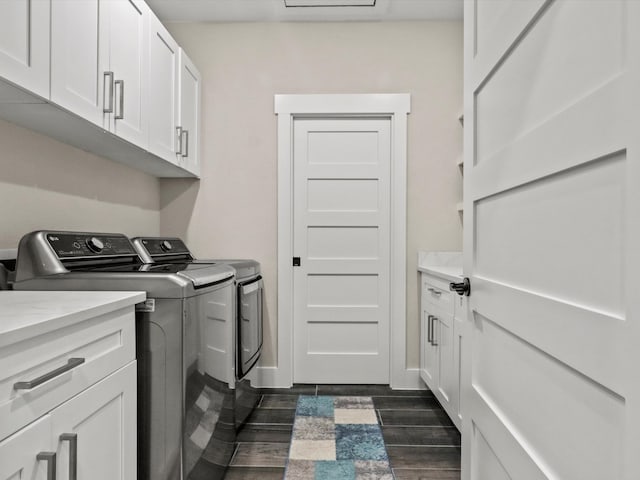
[145,0,463,23]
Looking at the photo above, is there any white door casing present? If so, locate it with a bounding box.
[273,94,411,388]
[292,117,391,384]
[462,1,640,479]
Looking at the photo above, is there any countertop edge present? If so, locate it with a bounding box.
[418,265,463,283]
[0,291,146,348]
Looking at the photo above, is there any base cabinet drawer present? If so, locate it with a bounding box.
[0,306,135,441]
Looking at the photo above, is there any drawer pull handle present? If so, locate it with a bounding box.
[37,452,57,480]
[427,287,442,296]
[14,358,85,390]
[432,316,439,346]
[60,433,78,480]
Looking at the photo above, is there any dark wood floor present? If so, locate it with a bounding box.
[225,385,461,479]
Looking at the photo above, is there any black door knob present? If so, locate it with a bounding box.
[449,277,471,296]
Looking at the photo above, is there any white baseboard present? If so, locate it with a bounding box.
[250,366,292,389]
[390,367,427,390]
[251,365,425,390]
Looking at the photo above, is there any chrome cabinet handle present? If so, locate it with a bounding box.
[427,287,442,296]
[114,79,124,120]
[431,316,438,346]
[176,126,183,155]
[37,452,57,480]
[103,71,114,113]
[427,314,432,344]
[60,433,78,480]
[181,129,189,158]
[14,358,85,390]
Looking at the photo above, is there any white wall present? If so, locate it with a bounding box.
[0,118,161,248]
[161,20,464,370]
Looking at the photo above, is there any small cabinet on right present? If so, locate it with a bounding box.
[147,13,201,176]
[419,252,464,430]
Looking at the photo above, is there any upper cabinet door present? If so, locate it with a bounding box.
[50,0,109,128]
[178,50,201,175]
[0,0,50,99]
[51,0,148,145]
[147,13,179,163]
[108,0,149,147]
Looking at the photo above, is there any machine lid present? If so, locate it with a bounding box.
[71,262,234,284]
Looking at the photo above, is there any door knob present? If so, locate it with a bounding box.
[449,277,471,296]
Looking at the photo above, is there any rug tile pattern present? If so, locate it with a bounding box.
[284,396,393,480]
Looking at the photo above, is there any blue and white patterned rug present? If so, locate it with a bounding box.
[284,396,393,480]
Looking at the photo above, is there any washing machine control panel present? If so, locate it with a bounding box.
[46,233,136,258]
[139,238,190,257]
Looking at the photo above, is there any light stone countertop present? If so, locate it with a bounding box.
[0,290,146,347]
[417,251,463,283]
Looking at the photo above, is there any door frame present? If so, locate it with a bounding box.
[271,93,411,388]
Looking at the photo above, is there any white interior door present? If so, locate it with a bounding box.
[463,1,640,479]
[293,117,391,384]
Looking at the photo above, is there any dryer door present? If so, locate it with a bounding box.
[237,276,263,379]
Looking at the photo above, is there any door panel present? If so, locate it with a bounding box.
[463,0,639,479]
[178,50,200,175]
[0,0,50,99]
[293,117,390,384]
[0,416,52,480]
[50,0,108,126]
[148,13,179,161]
[51,363,137,480]
[109,0,148,146]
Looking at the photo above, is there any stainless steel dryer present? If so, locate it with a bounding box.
[131,237,263,427]
[13,231,237,480]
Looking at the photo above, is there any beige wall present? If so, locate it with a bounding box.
[161,21,463,370]
[0,118,161,248]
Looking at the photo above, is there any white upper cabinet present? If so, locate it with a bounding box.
[147,13,179,163]
[177,50,201,176]
[0,0,200,178]
[51,0,149,148]
[0,0,50,100]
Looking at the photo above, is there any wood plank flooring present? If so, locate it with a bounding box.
[226,385,461,479]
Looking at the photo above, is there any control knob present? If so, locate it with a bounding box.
[160,240,173,252]
[86,237,105,253]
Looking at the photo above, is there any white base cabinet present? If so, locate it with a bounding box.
[0,291,143,480]
[420,271,463,430]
